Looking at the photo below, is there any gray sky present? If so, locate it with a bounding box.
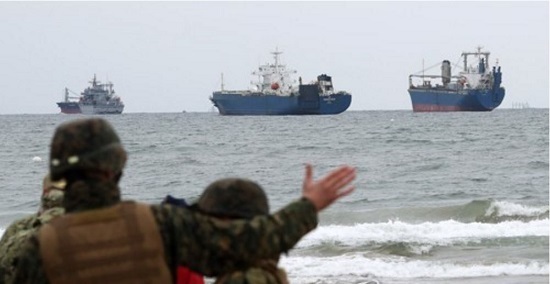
[0,1,548,114]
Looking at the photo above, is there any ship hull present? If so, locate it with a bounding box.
[408,87,505,112]
[79,104,124,115]
[211,92,351,115]
[56,102,81,114]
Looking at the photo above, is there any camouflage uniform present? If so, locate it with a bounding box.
[215,263,289,284]
[197,178,290,284]
[13,197,316,283]
[12,118,319,283]
[0,190,64,284]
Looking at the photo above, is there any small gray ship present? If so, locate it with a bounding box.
[57,74,124,114]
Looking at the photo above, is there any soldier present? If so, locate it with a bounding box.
[195,177,290,284]
[0,174,65,283]
[161,195,205,284]
[13,118,356,283]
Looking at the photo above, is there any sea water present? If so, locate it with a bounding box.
[0,109,548,283]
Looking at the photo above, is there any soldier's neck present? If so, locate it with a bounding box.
[63,179,121,213]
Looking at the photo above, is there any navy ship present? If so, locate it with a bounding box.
[57,75,124,114]
[210,49,352,115]
[408,47,505,112]
[79,75,124,114]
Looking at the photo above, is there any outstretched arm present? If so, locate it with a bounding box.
[166,164,356,276]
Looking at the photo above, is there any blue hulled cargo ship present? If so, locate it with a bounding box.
[210,49,351,115]
[408,47,505,112]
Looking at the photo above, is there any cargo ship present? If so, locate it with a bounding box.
[210,49,351,115]
[408,47,505,112]
[56,88,81,114]
[56,75,124,114]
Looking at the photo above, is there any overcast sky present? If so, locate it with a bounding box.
[0,1,548,114]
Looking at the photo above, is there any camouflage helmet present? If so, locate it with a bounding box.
[49,118,127,181]
[197,178,269,219]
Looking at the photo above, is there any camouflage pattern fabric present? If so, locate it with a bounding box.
[215,260,289,284]
[197,178,289,284]
[0,190,65,284]
[12,198,317,283]
[39,190,64,216]
[0,215,39,284]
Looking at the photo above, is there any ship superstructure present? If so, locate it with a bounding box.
[79,75,124,114]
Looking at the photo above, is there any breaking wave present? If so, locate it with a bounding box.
[281,255,548,279]
[299,218,548,249]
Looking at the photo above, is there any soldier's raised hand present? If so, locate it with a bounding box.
[301,164,356,211]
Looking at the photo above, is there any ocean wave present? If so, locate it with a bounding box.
[415,162,445,172]
[476,200,550,223]
[527,160,549,169]
[324,199,549,225]
[374,242,434,257]
[281,255,549,279]
[420,199,545,223]
[297,218,549,249]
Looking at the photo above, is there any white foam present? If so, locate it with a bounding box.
[486,200,548,217]
[298,219,549,247]
[32,156,42,162]
[281,254,549,279]
[0,228,4,238]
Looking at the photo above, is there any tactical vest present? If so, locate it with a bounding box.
[39,201,171,284]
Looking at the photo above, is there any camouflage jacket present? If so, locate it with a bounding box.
[214,259,289,284]
[0,190,65,284]
[12,198,317,283]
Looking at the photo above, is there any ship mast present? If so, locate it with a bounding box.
[90,74,98,87]
[461,46,489,72]
[272,47,282,76]
[422,58,425,86]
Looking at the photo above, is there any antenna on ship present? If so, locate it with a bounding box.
[422,58,430,86]
[221,73,225,91]
[476,45,483,56]
[272,47,282,75]
[90,74,98,86]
